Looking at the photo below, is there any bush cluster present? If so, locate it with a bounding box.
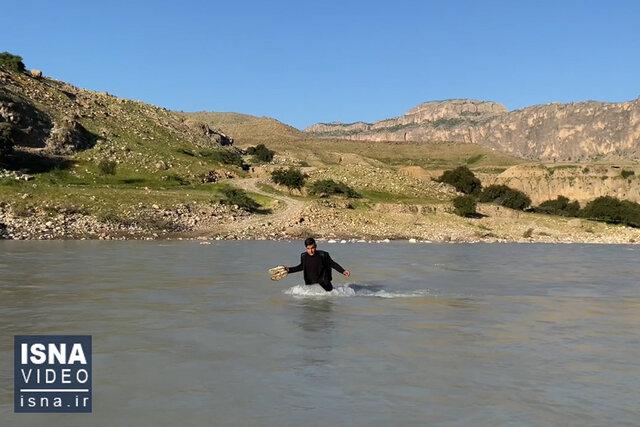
[580,196,640,228]
[436,166,482,195]
[478,185,531,210]
[247,144,275,163]
[438,164,640,227]
[271,168,307,191]
[621,170,635,179]
[205,149,244,168]
[0,52,25,73]
[220,187,260,212]
[534,196,580,217]
[452,195,477,217]
[308,179,360,198]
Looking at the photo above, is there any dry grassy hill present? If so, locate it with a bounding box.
[183,112,303,145]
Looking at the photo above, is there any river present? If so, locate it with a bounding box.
[1,241,639,426]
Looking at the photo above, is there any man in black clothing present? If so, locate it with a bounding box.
[285,237,350,292]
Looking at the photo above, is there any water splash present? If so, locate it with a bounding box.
[284,283,435,298]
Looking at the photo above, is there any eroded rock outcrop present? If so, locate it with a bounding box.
[485,164,640,205]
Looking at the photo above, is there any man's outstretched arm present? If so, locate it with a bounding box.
[329,254,350,277]
[286,254,303,273]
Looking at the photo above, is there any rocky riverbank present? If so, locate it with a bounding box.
[2,199,639,244]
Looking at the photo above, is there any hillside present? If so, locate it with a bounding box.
[182,111,303,145]
[0,67,268,239]
[1,63,639,243]
[306,98,640,162]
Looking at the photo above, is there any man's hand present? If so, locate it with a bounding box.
[343,270,351,278]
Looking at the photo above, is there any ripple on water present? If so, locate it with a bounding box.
[284,283,435,298]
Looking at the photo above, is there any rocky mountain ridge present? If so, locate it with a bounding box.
[306,98,640,162]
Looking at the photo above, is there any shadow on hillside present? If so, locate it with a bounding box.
[466,212,487,219]
[253,207,273,214]
[0,150,75,173]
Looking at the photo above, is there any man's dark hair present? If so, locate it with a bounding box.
[304,237,316,247]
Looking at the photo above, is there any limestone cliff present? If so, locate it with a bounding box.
[305,98,640,162]
[485,164,640,205]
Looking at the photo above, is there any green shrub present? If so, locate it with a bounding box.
[163,174,189,186]
[0,122,16,160]
[271,167,307,191]
[308,179,360,198]
[535,195,580,217]
[621,170,635,179]
[0,52,25,73]
[203,149,244,168]
[247,144,275,163]
[478,185,531,210]
[452,195,477,217]
[220,187,260,212]
[465,154,484,165]
[580,196,640,228]
[436,166,482,195]
[98,159,117,175]
[432,118,465,127]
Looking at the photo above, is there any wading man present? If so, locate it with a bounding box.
[285,238,350,292]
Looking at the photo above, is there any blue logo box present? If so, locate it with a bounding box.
[14,335,92,413]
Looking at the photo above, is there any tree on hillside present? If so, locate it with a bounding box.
[0,52,25,73]
[580,196,640,228]
[247,144,275,163]
[436,166,482,195]
[308,179,360,198]
[478,185,531,210]
[535,195,580,217]
[271,167,307,192]
[452,195,478,217]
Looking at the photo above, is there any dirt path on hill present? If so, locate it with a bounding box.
[227,178,306,232]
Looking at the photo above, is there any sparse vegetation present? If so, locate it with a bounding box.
[620,170,635,179]
[466,154,484,165]
[431,118,465,128]
[0,52,25,73]
[452,195,477,217]
[0,122,16,161]
[478,185,531,210]
[202,149,244,168]
[535,196,580,217]
[162,174,189,186]
[580,196,640,228]
[246,144,275,163]
[271,167,307,192]
[436,166,482,195]
[308,179,360,198]
[98,159,117,175]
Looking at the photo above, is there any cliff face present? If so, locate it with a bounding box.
[485,165,640,205]
[305,98,640,161]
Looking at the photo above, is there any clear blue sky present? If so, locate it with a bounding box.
[3,0,639,129]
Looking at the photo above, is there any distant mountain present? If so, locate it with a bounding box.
[305,98,640,162]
